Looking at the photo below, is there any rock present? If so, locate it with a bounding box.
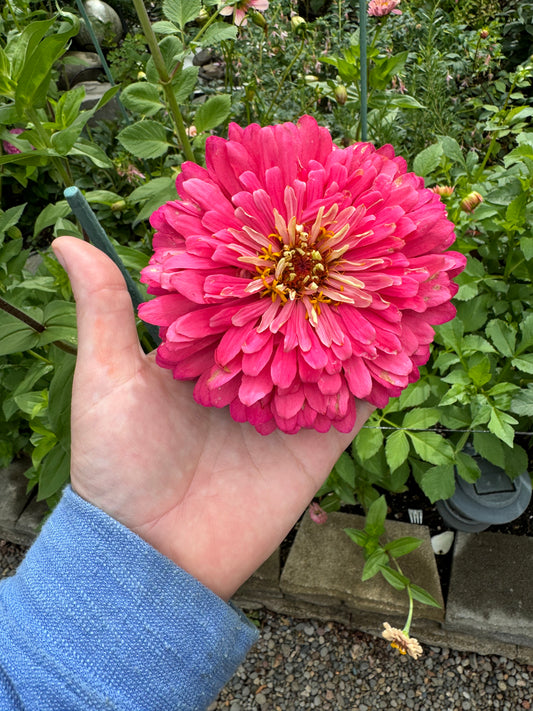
[60,51,103,89]
[77,0,123,49]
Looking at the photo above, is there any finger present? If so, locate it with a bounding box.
[52,236,143,378]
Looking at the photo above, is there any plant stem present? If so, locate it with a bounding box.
[263,38,305,124]
[130,0,195,162]
[403,585,414,634]
[0,296,77,356]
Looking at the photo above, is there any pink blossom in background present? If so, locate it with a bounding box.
[309,502,328,525]
[368,0,402,16]
[139,116,466,435]
[219,0,269,26]
[2,128,24,155]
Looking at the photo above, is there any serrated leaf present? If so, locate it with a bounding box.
[418,464,456,503]
[439,135,465,166]
[472,431,505,468]
[505,192,527,226]
[200,22,238,46]
[413,142,443,177]
[151,20,180,34]
[403,408,440,430]
[379,565,409,591]
[163,0,201,29]
[455,451,481,483]
[511,385,533,416]
[194,94,231,132]
[407,431,454,465]
[353,425,383,460]
[120,82,163,116]
[117,120,171,159]
[511,354,533,374]
[518,313,533,352]
[520,237,533,261]
[488,407,516,447]
[397,381,431,409]
[173,65,199,104]
[486,319,516,357]
[409,583,442,608]
[385,429,410,472]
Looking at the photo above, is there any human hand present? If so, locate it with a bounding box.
[52,236,374,601]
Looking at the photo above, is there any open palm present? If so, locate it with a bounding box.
[53,236,374,600]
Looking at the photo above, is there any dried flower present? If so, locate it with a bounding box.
[368,0,402,17]
[460,191,483,213]
[432,185,455,197]
[139,116,465,435]
[309,502,328,525]
[219,0,269,26]
[382,622,423,659]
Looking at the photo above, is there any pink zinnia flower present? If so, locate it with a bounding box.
[219,0,269,26]
[368,0,402,16]
[139,116,466,435]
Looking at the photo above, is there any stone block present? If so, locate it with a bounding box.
[0,459,47,546]
[280,511,444,623]
[446,531,533,648]
[233,549,282,607]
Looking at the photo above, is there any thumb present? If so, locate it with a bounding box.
[52,236,143,379]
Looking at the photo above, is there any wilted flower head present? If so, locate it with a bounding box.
[140,116,465,435]
[460,191,483,213]
[2,128,25,155]
[219,0,269,26]
[309,502,328,525]
[382,622,423,659]
[368,0,402,17]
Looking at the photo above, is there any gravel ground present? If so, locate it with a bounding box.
[2,540,531,710]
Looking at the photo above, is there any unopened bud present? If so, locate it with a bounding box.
[7,226,22,239]
[291,15,306,33]
[137,71,146,80]
[250,9,267,29]
[432,185,455,197]
[479,28,489,39]
[195,7,210,24]
[334,84,348,105]
[111,200,126,212]
[460,191,483,213]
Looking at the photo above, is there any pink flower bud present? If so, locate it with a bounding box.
[432,185,455,197]
[460,191,483,213]
[309,502,328,525]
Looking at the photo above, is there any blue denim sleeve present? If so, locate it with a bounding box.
[0,487,259,710]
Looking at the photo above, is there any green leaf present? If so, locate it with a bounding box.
[353,426,383,460]
[0,309,40,355]
[419,464,456,503]
[505,192,527,227]
[511,385,533,416]
[120,82,163,116]
[333,451,356,486]
[40,302,77,346]
[200,22,238,45]
[151,20,180,34]
[172,66,199,103]
[468,357,492,387]
[36,443,70,501]
[486,319,516,357]
[117,120,171,159]
[362,548,389,581]
[511,354,533,374]
[385,429,410,472]
[194,94,231,133]
[503,443,529,480]
[14,391,47,418]
[365,495,387,537]
[455,451,481,483]
[85,190,123,206]
[409,583,442,608]
[518,313,533,352]
[344,528,368,547]
[413,143,443,177]
[407,431,454,465]
[34,201,71,239]
[439,135,465,166]
[379,565,409,591]
[397,381,430,409]
[383,537,422,558]
[0,203,26,239]
[488,407,516,448]
[520,237,533,261]
[163,0,202,29]
[473,431,505,468]
[47,351,75,444]
[69,138,113,168]
[403,408,440,430]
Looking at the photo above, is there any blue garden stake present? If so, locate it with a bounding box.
[359,0,368,141]
[64,186,160,346]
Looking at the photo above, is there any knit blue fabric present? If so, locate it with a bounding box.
[0,487,259,710]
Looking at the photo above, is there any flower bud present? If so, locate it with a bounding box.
[7,226,22,239]
[195,7,209,25]
[479,28,489,39]
[460,191,483,213]
[309,502,328,525]
[334,84,348,105]
[250,10,267,29]
[432,185,455,197]
[111,200,126,212]
[290,15,306,33]
[137,71,146,81]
